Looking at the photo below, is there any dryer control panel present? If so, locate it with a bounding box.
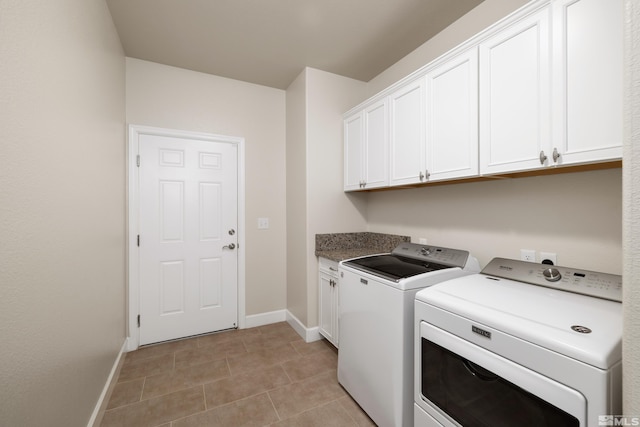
[481,257,622,302]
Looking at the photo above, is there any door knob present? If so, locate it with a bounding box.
[223,243,236,250]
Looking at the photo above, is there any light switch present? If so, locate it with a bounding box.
[258,217,269,229]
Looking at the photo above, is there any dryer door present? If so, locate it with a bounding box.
[418,321,586,427]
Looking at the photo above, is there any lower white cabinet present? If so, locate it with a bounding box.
[318,257,339,347]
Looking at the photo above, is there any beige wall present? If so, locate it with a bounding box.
[304,68,368,325]
[366,169,622,273]
[286,70,309,324]
[623,0,640,414]
[0,0,126,425]
[286,68,368,327]
[126,58,287,318]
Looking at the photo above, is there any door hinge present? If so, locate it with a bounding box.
[137,314,140,328]
[136,154,140,167]
[137,235,140,247]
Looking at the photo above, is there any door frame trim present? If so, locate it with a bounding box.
[126,125,246,351]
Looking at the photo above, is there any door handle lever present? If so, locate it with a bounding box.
[223,243,236,250]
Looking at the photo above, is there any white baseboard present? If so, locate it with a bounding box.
[243,309,322,343]
[244,309,287,328]
[286,310,322,343]
[88,340,127,427]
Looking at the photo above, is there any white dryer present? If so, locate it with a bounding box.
[414,257,622,427]
[338,242,479,427]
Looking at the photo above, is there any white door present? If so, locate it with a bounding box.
[137,133,238,345]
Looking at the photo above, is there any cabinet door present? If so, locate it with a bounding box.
[318,270,336,344]
[426,48,479,181]
[389,79,426,186]
[363,100,389,189]
[344,112,364,191]
[479,7,551,175]
[552,0,623,165]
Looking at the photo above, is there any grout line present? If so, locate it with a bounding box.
[201,384,207,412]
[266,391,282,421]
[139,376,146,402]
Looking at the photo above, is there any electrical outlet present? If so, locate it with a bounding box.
[540,252,557,265]
[520,249,536,262]
[419,238,427,244]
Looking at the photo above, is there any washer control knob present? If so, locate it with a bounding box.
[420,247,432,256]
[543,267,562,282]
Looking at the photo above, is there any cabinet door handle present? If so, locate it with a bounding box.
[539,150,548,165]
[329,267,338,272]
[419,171,425,181]
[425,170,430,180]
[552,147,561,163]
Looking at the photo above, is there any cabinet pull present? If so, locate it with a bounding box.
[329,267,338,272]
[419,171,425,181]
[425,170,430,180]
[539,150,548,165]
[552,147,561,163]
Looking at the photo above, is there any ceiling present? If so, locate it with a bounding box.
[106,0,484,90]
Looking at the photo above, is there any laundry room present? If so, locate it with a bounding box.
[1,0,638,426]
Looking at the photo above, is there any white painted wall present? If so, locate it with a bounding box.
[0,0,126,425]
[623,0,640,414]
[126,58,287,318]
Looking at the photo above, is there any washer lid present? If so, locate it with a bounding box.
[342,254,452,282]
[416,274,622,369]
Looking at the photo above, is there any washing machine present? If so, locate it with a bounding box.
[338,242,479,427]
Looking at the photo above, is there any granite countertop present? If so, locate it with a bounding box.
[315,232,410,262]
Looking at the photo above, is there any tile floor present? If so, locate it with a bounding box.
[100,322,376,426]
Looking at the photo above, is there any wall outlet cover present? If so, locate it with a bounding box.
[520,249,536,262]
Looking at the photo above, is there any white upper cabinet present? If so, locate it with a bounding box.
[343,0,622,191]
[551,0,623,165]
[344,99,388,191]
[363,99,389,189]
[343,112,364,191]
[426,48,479,181]
[389,79,426,186]
[479,6,552,175]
